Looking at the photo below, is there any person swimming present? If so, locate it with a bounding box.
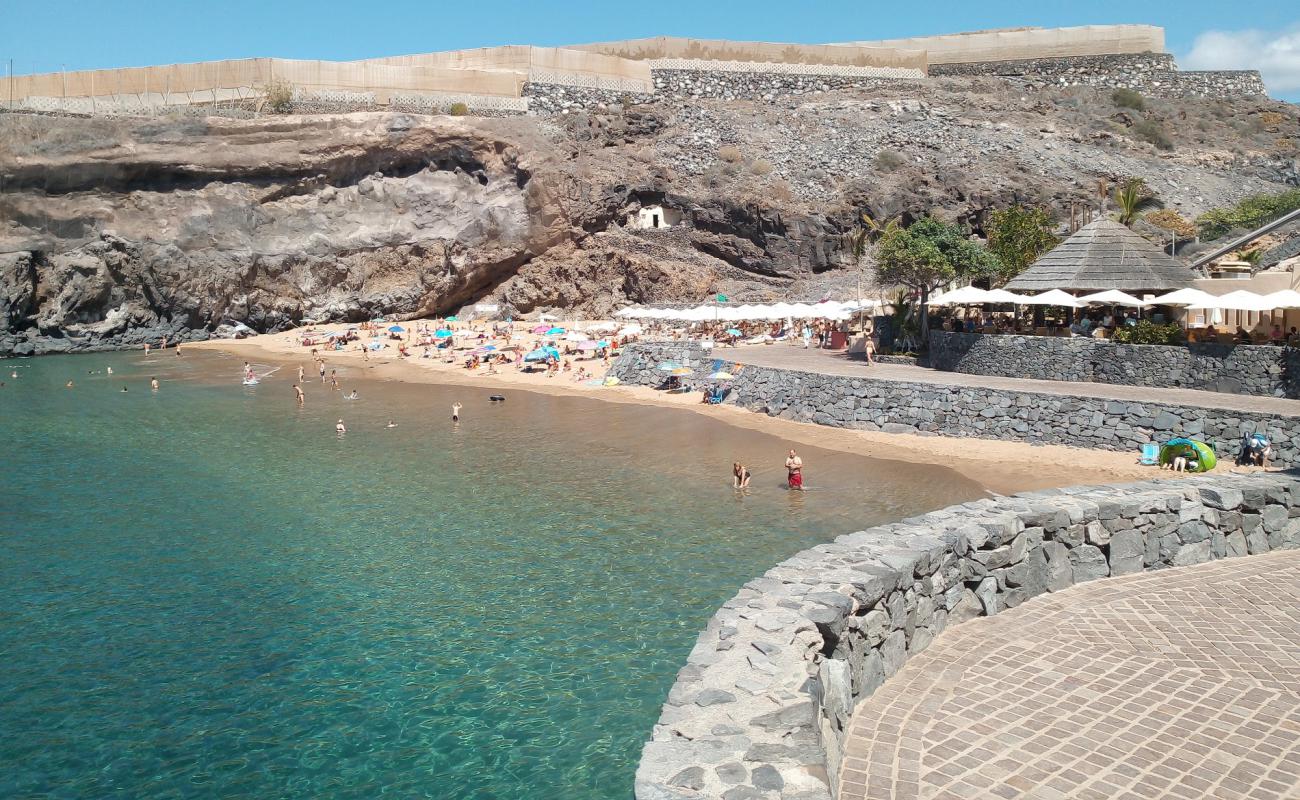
[386,420,397,428]
[345,390,359,400]
[452,402,462,422]
[65,380,74,388]
[150,377,159,391]
[335,419,346,434]
[293,384,305,406]
[121,386,129,392]
[105,366,112,375]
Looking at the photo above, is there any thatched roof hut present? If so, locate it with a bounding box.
[1004,219,1196,293]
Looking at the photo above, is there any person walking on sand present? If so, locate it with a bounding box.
[785,449,805,491]
[293,384,305,406]
[336,419,346,434]
[452,402,462,423]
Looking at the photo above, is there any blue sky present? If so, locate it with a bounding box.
[3,1,1298,100]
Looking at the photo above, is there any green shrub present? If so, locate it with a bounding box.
[1111,320,1184,345]
[1197,188,1300,240]
[1131,118,1173,150]
[448,102,469,116]
[262,80,294,114]
[1111,88,1145,111]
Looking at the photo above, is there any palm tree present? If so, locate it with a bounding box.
[846,212,885,321]
[1113,178,1163,227]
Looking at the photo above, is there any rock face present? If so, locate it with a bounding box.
[2,76,1298,353]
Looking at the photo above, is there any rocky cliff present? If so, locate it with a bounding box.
[2,79,1298,354]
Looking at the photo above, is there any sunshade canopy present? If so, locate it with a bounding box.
[1149,288,1216,306]
[1187,290,1277,312]
[1020,289,1081,308]
[1078,290,1148,307]
[927,286,990,306]
[1004,219,1196,293]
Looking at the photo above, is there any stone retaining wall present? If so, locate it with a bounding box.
[928,330,1300,399]
[634,471,1300,800]
[608,342,1300,468]
[929,52,1267,98]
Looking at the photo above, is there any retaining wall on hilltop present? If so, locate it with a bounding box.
[608,342,1300,469]
[928,331,1300,399]
[929,52,1267,98]
[633,472,1300,799]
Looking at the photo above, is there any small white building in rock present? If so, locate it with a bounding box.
[631,205,682,230]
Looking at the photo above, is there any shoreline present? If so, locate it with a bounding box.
[189,328,1196,496]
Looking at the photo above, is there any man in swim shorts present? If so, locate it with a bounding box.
[785,449,804,491]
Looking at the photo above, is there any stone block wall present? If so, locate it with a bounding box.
[929,52,1266,98]
[608,343,1300,468]
[928,331,1300,399]
[635,473,1300,800]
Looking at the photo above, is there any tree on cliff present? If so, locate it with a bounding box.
[875,217,1000,346]
[986,205,1058,286]
[1114,178,1162,227]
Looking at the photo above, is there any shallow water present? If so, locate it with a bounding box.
[0,350,984,799]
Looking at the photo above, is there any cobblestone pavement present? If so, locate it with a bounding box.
[726,345,1300,416]
[839,550,1300,800]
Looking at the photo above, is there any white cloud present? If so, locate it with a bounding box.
[1183,25,1300,96]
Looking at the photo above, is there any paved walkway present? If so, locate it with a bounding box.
[724,345,1300,417]
[839,550,1300,800]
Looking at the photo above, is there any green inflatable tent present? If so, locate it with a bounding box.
[1158,438,1217,473]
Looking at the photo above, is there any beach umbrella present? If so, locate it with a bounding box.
[388,325,405,333]
[669,366,693,376]
[445,315,459,322]
[984,289,1030,304]
[927,286,990,306]
[1260,290,1300,309]
[617,324,643,336]
[563,331,587,342]
[725,328,742,336]
[1077,290,1149,307]
[1021,289,1081,308]
[578,340,601,350]
[524,346,560,362]
[707,370,734,380]
[530,324,549,334]
[435,329,454,338]
[545,327,566,336]
[1185,290,1271,312]
[1149,288,1215,307]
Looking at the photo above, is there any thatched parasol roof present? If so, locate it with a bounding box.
[1004,219,1196,293]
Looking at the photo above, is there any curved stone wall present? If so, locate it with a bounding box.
[928,330,1300,399]
[634,473,1300,800]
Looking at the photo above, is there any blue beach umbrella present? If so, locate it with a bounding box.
[657,361,682,371]
[726,328,742,336]
[445,315,459,322]
[435,329,454,338]
[524,346,560,362]
[546,327,565,336]
[388,325,405,333]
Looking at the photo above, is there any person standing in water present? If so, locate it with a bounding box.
[336,419,346,434]
[452,402,462,423]
[733,462,752,489]
[293,384,305,406]
[143,342,151,357]
[785,449,804,491]
[105,366,113,375]
[150,377,159,391]
[297,364,305,383]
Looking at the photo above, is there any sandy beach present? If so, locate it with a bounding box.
[192,322,1207,496]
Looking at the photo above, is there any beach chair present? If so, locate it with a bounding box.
[1139,442,1160,466]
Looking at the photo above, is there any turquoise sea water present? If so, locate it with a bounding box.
[0,350,983,799]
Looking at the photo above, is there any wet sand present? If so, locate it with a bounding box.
[191,327,1193,496]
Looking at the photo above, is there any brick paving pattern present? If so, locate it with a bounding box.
[839,550,1300,800]
[728,345,1300,416]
